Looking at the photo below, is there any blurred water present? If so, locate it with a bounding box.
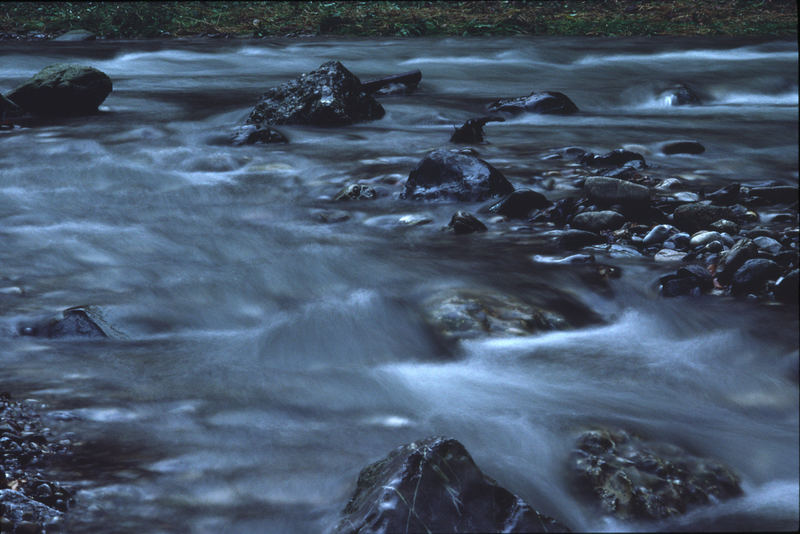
[0,36,798,533]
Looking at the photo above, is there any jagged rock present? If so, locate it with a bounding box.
[18,306,110,339]
[489,189,551,219]
[246,61,384,127]
[583,177,650,208]
[334,184,377,201]
[731,258,781,295]
[672,203,735,233]
[447,211,487,234]
[231,124,288,145]
[6,64,112,115]
[571,428,741,521]
[581,149,645,168]
[488,91,578,115]
[450,116,504,144]
[661,140,705,155]
[571,210,625,232]
[335,437,569,533]
[400,149,514,202]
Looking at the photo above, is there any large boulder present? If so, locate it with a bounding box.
[1,94,23,119]
[488,91,578,115]
[6,64,112,115]
[335,437,569,533]
[571,428,741,521]
[401,149,514,201]
[246,61,384,127]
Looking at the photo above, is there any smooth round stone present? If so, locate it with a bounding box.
[664,232,691,250]
[643,224,678,246]
[571,210,625,232]
[398,214,433,226]
[753,235,782,255]
[655,249,687,262]
[673,191,700,202]
[690,231,723,248]
[703,240,724,253]
[655,178,682,191]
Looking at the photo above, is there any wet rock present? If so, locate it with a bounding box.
[662,232,691,250]
[661,140,705,155]
[731,258,781,295]
[571,210,625,232]
[654,249,686,263]
[0,490,62,533]
[655,178,683,191]
[753,235,782,256]
[53,29,96,41]
[400,149,513,202]
[488,90,578,115]
[659,264,713,297]
[424,289,569,340]
[557,229,606,249]
[246,61,384,127]
[1,94,23,119]
[335,436,569,534]
[581,149,645,168]
[689,231,724,248]
[643,224,678,246]
[488,189,551,219]
[709,219,739,234]
[570,428,741,521]
[584,177,650,208]
[312,209,350,223]
[334,184,377,201]
[18,306,109,339]
[6,64,112,115]
[672,203,735,233]
[658,83,702,106]
[672,191,700,203]
[361,69,421,96]
[746,185,799,205]
[705,183,740,205]
[450,116,505,144]
[716,238,758,285]
[231,124,288,145]
[774,269,799,303]
[447,211,487,234]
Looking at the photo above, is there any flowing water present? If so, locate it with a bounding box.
[0,36,798,532]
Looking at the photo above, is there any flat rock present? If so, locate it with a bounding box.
[488,189,550,219]
[335,437,569,533]
[488,90,578,115]
[572,210,625,232]
[661,140,705,155]
[53,29,96,41]
[7,63,112,115]
[557,229,606,249]
[672,203,735,233]
[584,177,650,208]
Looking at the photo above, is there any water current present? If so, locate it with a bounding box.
[1,36,798,532]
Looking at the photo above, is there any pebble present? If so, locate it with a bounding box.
[689,231,723,248]
[643,224,678,246]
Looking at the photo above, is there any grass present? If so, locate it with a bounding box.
[0,1,796,39]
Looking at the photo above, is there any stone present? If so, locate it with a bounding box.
[746,185,799,205]
[557,229,606,249]
[643,224,678,246]
[581,149,645,168]
[753,236,782,255]
[663,232,691,250]
[246,61,384,127]
[705,183,740,205]
[774,269,799,303]
[716,238,758,285]
[450,116,504,144]
[583,177,650,208]
[312,209,350,223]
[672,191,700,203]
[709,219,739,234]
[1,94,23,119]
[335,437,569,534]
[18,306,109,339]
[231,124,288,145]
[732,258,781,295]
[488,189,551,219]
[654,249,686,263]
[447,211,487,234]
[570,428,741,521]
[661,140,705,155]
[571,210,625,232]
[400,149,513,202]
[6,63,112,115]
[334,184,376,201]
[488,90,578,115]
[657,83,702,106]
[53,29,96,41]
[689,231,724,248]
[672,203,735,233]
[659,265,713,297]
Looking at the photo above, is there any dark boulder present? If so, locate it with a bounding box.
[583,177,650,208]
[672,203,735,233]
[1,94,23,119]
[705,183,740,205]
[246,61,384,127]
[661,140,705,155]
[581,149,645,168]
[557,229,606,249]
[447,211,487,234]
[335,437,569,533]
[658,83,702,106]
[716,238,758,285]
[571,210,625,232]
[489,189,550,219]
[731,258,781,295]
[401,149,514,202]
[571,428,741,520]
[6,63,112,115]
[231,124,288,145]
[450,116,504,144]
[488,90,578,115]
[361,69,422,96]
[774,269,799,303]
[746,185,799,205]
[18,306,110,339]
[659,264,713,297]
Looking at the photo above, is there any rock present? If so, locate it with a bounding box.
[689,231,724,248]
[716,238,758,285]
[654,249,686,263]
[659,265,713,297]
[658,83,702,106]
[774,269,799,303]
[6,63,112,115]
[732,258,781,295]
[312,209,350,223]
[571,210,625,232]
[360,69,421,95]
[53,29,96,41]
[570,428,741,521]
[705,183,740,205]
[746,185,799,205]
[655,178,683,191]
[231,124,288,145]
[400,149,514,202]
[334,184,376,201]
[672,203,735,233]
[709,219,739,234]
[488,189,550,219]
[447,211,487,234]
[1,94,23,119]
[583,177,650,208]
[643,224,678,246]
[18,306,109,339]
[424,289,569,340]
[581,149,645,168]
[557,229,606,249]
[450,116,504,144]
[335,437,569,534]
[753,235,782,255]
[246,61,384,127]
[661,140,705,155]
[488,90,578,115]
[0,490,63,533]
[663,232,691,250]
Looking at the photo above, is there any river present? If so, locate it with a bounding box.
[1,36,798,532]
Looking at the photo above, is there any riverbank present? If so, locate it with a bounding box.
[0,1,797,40]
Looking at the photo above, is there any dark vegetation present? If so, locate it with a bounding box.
[0,1,796,40]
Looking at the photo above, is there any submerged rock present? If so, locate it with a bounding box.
[231,124,288,145]
[334,184,377,201]
[489,189,551,219]
[672,203,735,233]
[705,183,740,205]
[488,90,578,115]
[6,63,112,115]
[1,94,23,119]
[447,211,487,234]
[449,116,505,144]
[661,140,705,155]
[657,83,702,106]
[18,306,111,339]
[335,436,569,533]
[570,428,741,521]
[581,149,645,168]
[583,177,650,208]
[401,149,514,202]
[246,61,384,127]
